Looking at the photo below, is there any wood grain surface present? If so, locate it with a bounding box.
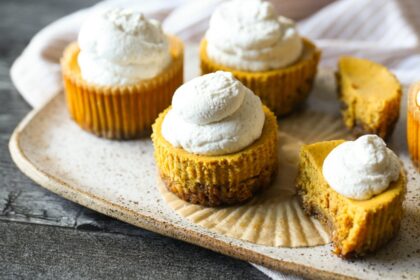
[0,1,269,279]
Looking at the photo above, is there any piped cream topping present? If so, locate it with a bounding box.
[205,0,303,72]
[161,71,265,156]
[77,8,171,86]
[322,135,400,200]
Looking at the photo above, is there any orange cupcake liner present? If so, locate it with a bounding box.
[152,106,279,206]
[200,38,321,116]
[408,82,420,170]
[61,36,184,139]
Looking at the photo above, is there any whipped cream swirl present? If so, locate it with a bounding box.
[323,135,400,200]
[205,0,303,72]
[161,71,265,156]
[78,9,171,86]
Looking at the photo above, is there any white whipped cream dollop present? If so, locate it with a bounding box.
[78,9,171,86]
[205,0,303,72]
[322,135,400,200]
[161,71,265,156]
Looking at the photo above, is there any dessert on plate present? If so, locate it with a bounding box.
[337,56,402,139]
[200,0,321,116]
[296,135,406,257]
[408,82,420,170]
[152,71,278,206]
[61,9,184,139]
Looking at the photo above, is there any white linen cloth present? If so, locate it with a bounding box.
[9,0,420,279]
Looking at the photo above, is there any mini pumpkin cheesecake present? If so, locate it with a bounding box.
[296,135,406,257]
[61,9,183,139]
[152,71,278,206]
[407,82,420,170]
[337,57,402,139]
[200,0,320,116]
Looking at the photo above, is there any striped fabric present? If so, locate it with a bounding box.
[9,0,420,279]
[298,0,420,85]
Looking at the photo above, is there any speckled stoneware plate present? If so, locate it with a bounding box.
[9,65,420,279]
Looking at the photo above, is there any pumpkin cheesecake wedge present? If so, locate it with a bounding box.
[296,135,406,258]
[337,57,402,139]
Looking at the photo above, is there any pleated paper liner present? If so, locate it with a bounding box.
[61,36,184,139]
[200,38,321,116]
[407,82,420,170]
[158,111,351,247]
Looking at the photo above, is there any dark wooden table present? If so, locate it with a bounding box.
[0,1,270,279]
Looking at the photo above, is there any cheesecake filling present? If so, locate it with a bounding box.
[161,71,265,156]
[78,8,171,86]
[322,135,400,200]
[205,0,303,72]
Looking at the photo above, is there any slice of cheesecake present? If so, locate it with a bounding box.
[337,57,402,139]
[296,140,406,257]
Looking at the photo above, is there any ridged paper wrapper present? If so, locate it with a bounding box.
[408,82,420,170]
